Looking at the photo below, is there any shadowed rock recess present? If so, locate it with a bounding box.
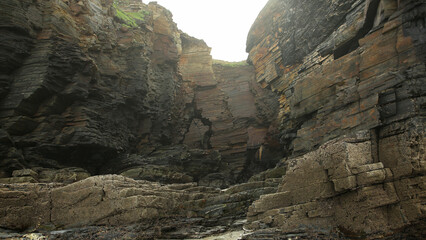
[0,0,424,239]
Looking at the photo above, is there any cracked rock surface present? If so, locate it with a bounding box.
[0,0,425,239]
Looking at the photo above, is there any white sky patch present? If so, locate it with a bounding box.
[149,0,268,62]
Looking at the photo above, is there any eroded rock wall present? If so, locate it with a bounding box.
[0,0,424,238]
[0,0,183,175]
[245,134,424,238]
[176,34,280,186]
[0,0,279,186]
[212,62,280,182]
[0,174,282,238]
[247,0,425,157]
[244,0,425,237]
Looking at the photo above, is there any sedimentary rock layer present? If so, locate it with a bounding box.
[0,174,281,238]
[244,0,425,237]
[0,0,424,239]
[247,0,425,157]
[0,0,279,186]
[0,0,183,175]
[245,134,425,238]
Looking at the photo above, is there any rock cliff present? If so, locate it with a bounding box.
[247,0,425,157]
[244,0,425,238]
[0,0,185,177]
[0,0,278,187]
[0,0,424,239]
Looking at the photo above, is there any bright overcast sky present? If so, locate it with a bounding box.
[149,0,269,62]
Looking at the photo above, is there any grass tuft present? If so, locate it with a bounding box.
[113,3,149,28]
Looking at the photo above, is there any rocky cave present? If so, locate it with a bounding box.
[0,0,425,239]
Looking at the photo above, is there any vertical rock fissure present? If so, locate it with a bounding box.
[370,128,380,163]
[181,99,213,149]
[0,0,424,238]
[334,0,382,59]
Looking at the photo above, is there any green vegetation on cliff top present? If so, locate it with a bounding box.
[113,3,149,28]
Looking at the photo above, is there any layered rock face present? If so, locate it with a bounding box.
[0,175,282,238]
[176,34,280,186]
[244,0,425,238]
[247,0,425,157]
[245,136,425,239]
[0,0,278,187]
[0,0,425,239]
[0,0,183,176]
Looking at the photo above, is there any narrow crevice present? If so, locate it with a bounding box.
[236,149,258,183]
[180,99,213,149]
[179,102,197,145]
[334,0,381,59]
[197,111,213,149]
[370,127,381,163]
[202,125,213,149]
[282,110,319,158]
[48,185,53,224]
[100,183,106,202]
